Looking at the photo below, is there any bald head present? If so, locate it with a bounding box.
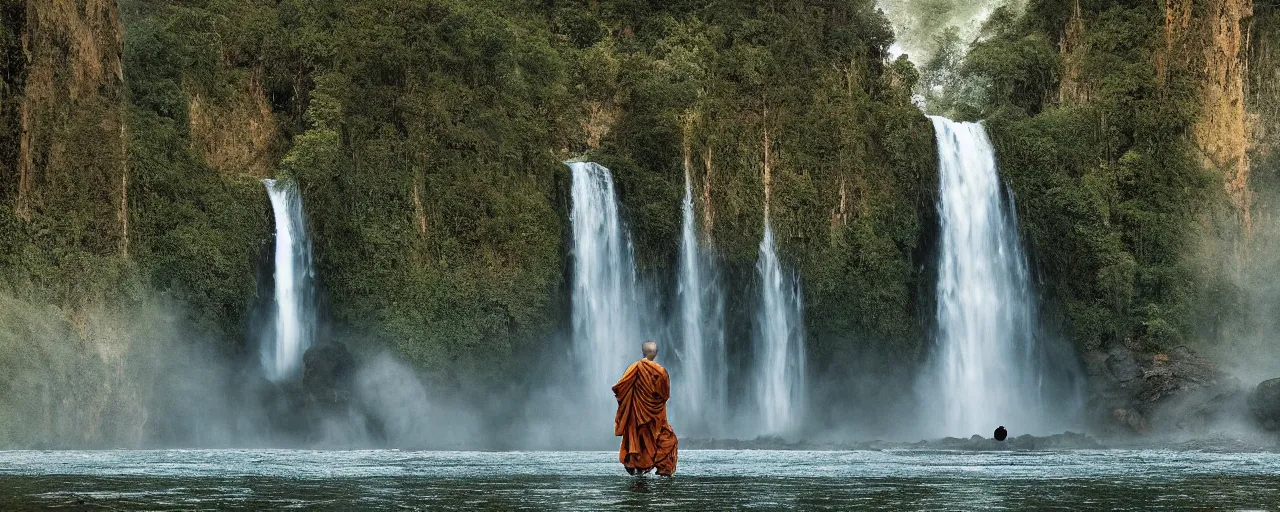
[641,340,658,361]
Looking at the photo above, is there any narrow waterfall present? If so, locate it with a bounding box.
[926,116,1040,436]
[672,168,726,436]
[262,179,315,381]
[568,162,647,411]
[754,220,805,434]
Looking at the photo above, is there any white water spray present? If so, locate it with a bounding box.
[262,179,315,381]
[925,116,1041,437]
[672,168,726,436]
[754,220,806,435]
[568,162,648,415]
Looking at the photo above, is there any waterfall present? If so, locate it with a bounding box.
[262,179,315,382]
[672,168,726,436]
[926,116,1041,437]
[568,162,647,412]
[754,220,805,434]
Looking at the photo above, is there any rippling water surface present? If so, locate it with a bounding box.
[2,449,1278,510]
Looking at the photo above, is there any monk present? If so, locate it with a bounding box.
[612,340,678,476]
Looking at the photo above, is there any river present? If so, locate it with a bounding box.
[1,449,1277,510]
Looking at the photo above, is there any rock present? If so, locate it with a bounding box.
[1113,407,1146,432]
[1134,347,1219,405]
[1082,349,1110,377]
[303,343,355,407]
[1087,344,1242,435]
[1248,378,1280,430]
[1043,431,1102,449]
[1174,386,1244,431]
[1106,346,1141,382]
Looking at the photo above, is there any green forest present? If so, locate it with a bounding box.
[0,0,1276,446]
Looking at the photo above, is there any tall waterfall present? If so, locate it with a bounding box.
[672,168,726,436]
[262,179,315,381]
[754,220,805,434]
[926,116,1041,437]
[568,162,647,412]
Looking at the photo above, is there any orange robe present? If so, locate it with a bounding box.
[612,359,678,476]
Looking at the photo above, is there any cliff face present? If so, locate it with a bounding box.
[967,0,1280,434]
[0,0,147,447]
[1207,2,1280,387]
[187,76,278,178]
[1184,0,1253,227]
[0,0,277,446]
[11,0,126,250]
[585,5,936,425]
[588,5,935,331]
[1249,4,1280,207]
[0,1,937,444]
[11,0,1277,446]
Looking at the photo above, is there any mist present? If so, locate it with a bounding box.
[876,0,1021,63]
[1196,198,1280,391]
[0,283,616,449]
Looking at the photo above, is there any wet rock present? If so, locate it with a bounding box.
[1248,378,1280,430]
[1036,431,1102,449]
[1112,408,1146,432]
[1088,345,1244,435]
[1175,387,1244,432]
[1082,349,1110,377]
[1106,346,1141,382]
[929,432,1102,451]
[303,343,355,408]
[1135,348,1217,405]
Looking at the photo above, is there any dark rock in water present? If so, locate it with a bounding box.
[924,432,1102,451]
[994,426,1007,441]
[1248,378,1280,430]
[303,343,355,408]
[683,432,1104,451]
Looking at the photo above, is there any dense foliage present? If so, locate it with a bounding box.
[934,0,1273,359]
[0,0,935,418]
[0,0,1276,444]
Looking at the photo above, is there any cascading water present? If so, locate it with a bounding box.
[568,162,648,413]
[754,220,806,435]
[925,116,1041,437]
[672,168,726,436]
[262,179,315,382]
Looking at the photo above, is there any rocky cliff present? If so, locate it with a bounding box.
[963,0,1280,435]
[1,0,1279,445]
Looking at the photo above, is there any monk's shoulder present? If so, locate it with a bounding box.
[642,359,668,374]
[619,360,644,378]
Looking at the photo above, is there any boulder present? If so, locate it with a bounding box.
[1133,348,1216,405]
[1089,345,1243,435]
[1248,378,1280,430]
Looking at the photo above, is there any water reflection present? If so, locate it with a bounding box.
[628,477,655,493]
[1,450,1278,510]
[626,475,679,495]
